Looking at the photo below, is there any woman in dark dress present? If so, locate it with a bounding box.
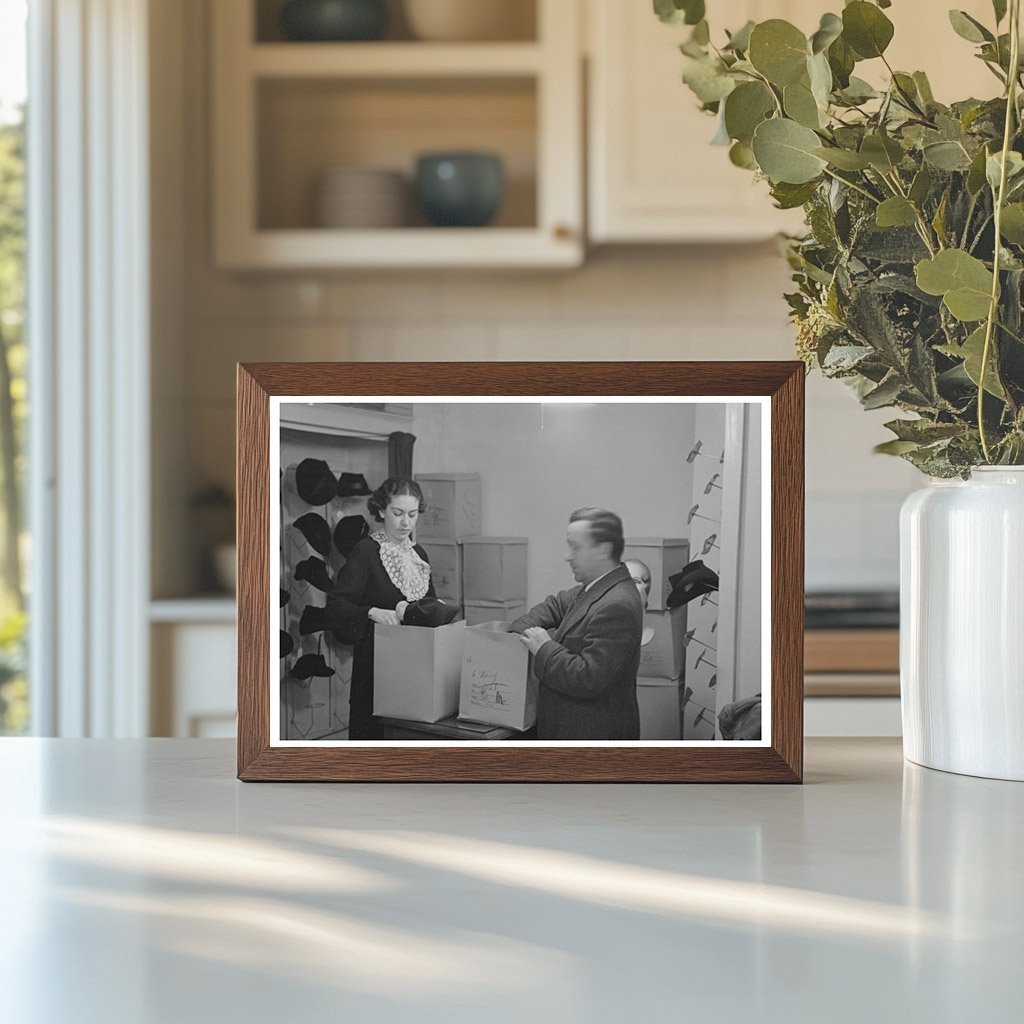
[326,477,435,740]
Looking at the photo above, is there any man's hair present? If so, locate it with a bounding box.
[569,507,625,561]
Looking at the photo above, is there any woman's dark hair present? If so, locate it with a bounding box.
[569,507,625,561]
[367,477,426,522]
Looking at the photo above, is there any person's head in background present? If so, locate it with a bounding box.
[624,558,651,609]
[566,507,625,586]
[368,477,426,544]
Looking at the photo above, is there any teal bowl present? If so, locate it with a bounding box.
[281,0,388,42]
[415,153,505,228]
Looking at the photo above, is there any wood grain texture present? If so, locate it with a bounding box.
[237,361,805,783]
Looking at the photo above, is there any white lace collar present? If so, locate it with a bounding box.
[372,529,431,601]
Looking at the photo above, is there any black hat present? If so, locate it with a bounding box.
[299,604,331,636]
[291,653,335,680]
[334,515,369,557]
[293,513,332,559]
[666,559,720,608]
[402,598,461,628]
[295,556,333,594]
[295,459,337,506]
[280,631,294,657]
[337,472,371,497]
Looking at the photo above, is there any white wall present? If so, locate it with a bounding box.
[411,402,695,605]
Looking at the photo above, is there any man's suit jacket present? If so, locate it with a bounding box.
[509,563,644,740]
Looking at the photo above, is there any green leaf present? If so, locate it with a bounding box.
[784,80,824,129]
[913,71,935,104]
[909,164,933,205]
[827,37,855,89]
[723,81,775,144]
[813,146,872,170]
[939,325,1006,398]
[653,0,705,26]
[862,374,903,409]
[729,140,757,169]
[860,133,904,173]
[986,150,1024,191]
[948,10,994,44]
[1000,203,1024,245]
[808,51,833,110]
[842,1,894,59]
[751,118,828,184]
[724,20,755,53]
[874,439,922,455]
[922,140,973,171]
[810,12,843,54]
[967,144,991,194]
[683,57,737,104]
[770,180,820,209]
[839,76,879,104]
[915,250,994,322]
[876,197,918,228]
[748,20,809,87]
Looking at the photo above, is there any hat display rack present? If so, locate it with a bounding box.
[681,429,726,739]
[280,458,374,740]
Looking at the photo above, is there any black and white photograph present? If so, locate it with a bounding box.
[271,397,768,746]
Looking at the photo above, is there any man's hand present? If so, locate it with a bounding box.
[519,626,552,655]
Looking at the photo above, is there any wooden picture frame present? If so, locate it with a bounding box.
[237,362,804,782]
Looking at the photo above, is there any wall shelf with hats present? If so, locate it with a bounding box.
[212,0,582,268]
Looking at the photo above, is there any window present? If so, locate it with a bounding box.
[0,0,28,734]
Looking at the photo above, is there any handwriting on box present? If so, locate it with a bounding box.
[465,664,515,712]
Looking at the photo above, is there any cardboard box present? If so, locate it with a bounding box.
[638,606,688,679]
[464,599,529,627]
[420,540,463,602]
[622,538,690,612]
[462,536,527,601]
[415,473,481,540]
[372,620,466,723]
[637,677,682,740]
[459,622,537,731]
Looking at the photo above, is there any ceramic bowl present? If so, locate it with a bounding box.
[281,0,388,42]
[415,152,504,227]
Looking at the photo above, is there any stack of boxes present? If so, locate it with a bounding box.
[622,537,690,739]
[462,537,528,624]
[416,473,481,617]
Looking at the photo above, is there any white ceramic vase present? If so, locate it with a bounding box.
[900,467,1024,780]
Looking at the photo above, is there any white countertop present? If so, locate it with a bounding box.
[1,737,1020,1023]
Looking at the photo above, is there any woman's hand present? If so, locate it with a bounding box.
[368,607,400,626]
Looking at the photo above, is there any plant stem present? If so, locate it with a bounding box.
[979,0,1021,462]
[822,167,880,205]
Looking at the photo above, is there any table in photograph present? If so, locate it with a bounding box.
[1,738,1021,1023]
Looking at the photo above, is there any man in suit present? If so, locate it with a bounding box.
[510,507,644,740]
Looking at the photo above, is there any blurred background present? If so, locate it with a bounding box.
[0,0,998,739]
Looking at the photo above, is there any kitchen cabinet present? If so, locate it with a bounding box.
[586,0,998,244]
[211,0,583,269]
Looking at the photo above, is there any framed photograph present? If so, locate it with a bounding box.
[237,362,803,782]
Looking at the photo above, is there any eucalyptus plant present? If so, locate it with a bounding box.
[657,0,1024,476]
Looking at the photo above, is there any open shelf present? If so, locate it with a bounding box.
[213,0,582,268]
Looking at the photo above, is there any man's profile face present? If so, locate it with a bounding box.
[566,520,607,586]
